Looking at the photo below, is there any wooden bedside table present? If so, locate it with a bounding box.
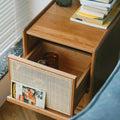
[7,0,120,119]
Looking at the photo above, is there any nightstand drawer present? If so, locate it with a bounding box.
[8,40,91,117]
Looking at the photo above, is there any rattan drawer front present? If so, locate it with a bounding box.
[8,54,90,116]
[8,55,76,116]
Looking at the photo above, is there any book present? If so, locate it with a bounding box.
[12,80,46,109]
[70,4,120,29]
[86,4,110,11]
[76,0,120,25]
[82,0,119,15]
[94,0,113,4]
[73,6,106,25]
[82,5,109,15]
[80,0,117,9]
[80,6,105,18]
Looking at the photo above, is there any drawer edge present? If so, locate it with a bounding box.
[74,67,90,109]
[8,54,77,80]
[7,96,70,120]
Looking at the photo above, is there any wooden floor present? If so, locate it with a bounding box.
[0,101,54,120]
[0,94,89,120]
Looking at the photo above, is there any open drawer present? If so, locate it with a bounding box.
[7,39,91,119]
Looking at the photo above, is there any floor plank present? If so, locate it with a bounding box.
[0,101,54,120]
[0,93,90,120]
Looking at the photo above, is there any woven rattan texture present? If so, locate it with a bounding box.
[10,59,74,115]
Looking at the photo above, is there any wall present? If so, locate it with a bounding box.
[0,73,9,107]
[0,0,52,107]
[29,0,52,19]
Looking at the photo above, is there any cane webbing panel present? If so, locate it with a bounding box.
[9,58,74,115]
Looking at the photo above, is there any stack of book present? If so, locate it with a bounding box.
[70,0,120,29]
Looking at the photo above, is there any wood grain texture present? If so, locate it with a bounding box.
[8,47,90,115]
[8,57,11,96]
[7,0,120,119]
[24,0,120,101]
[0,99,88,120]
[8,37,91,116]
[90,13,120,98]
[23,0,55,57]
[8,55,75,116]
[6,95,89,120]
[7,97,70,120]
[27,0,106,53]
[8,54,77,80]
[74,68,90,109]
[0,101,54,120]
[32,40,92,73]
[20,39,91,85]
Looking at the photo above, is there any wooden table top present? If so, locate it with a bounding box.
[26,0,118,53]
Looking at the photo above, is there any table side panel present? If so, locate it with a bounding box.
[90,14,120,97]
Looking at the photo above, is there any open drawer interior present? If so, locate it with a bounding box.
[8,38,91,117]
[26,39,91,83]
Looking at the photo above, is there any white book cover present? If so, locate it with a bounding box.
[86,4,110,10]
[82,5,109,14]
[80,6,105,18]
[94,0,113,3]
[80,0,117,8]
